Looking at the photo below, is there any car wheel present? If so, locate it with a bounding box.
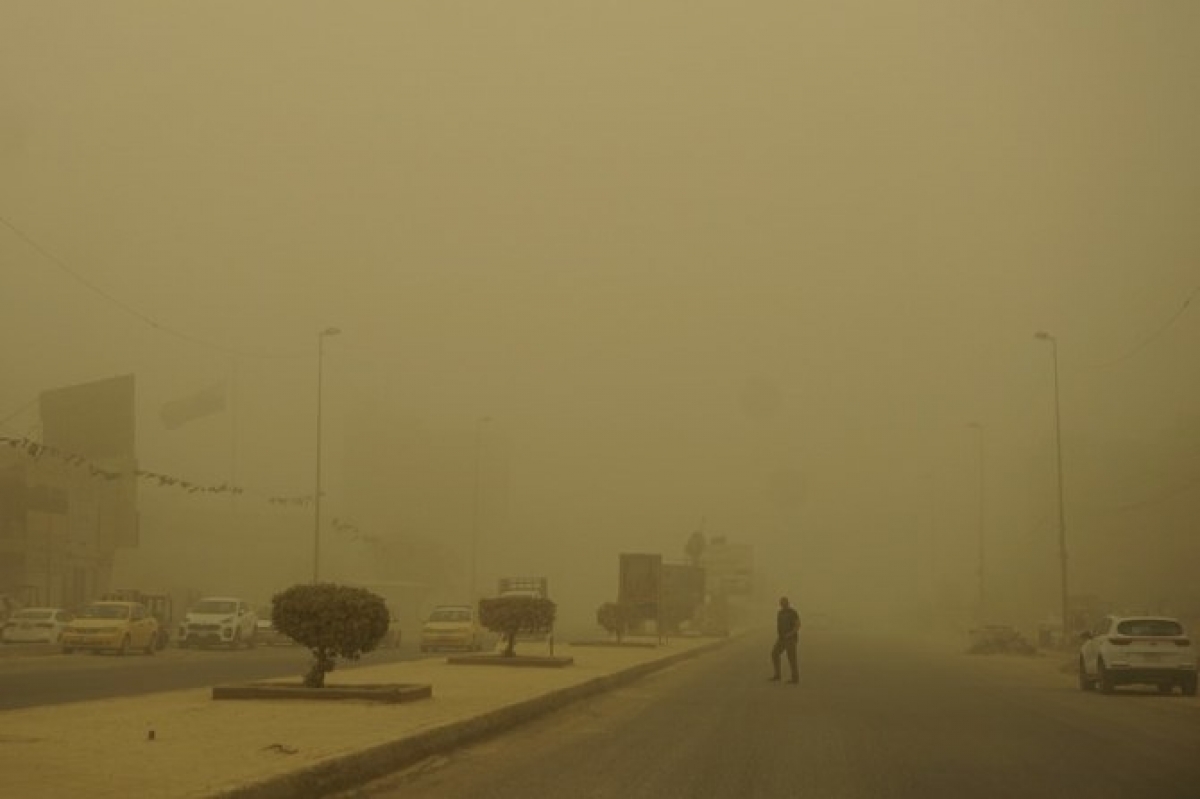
[117,635,130,657]
[1078,658,1094,692]
[1182,675,1198,697]
[178,639,189,649]
[144,635,156,655]
[1097,658,1115,694]
[61,646,74,655]
[230,630,241,650]
[1156,683,1172,695]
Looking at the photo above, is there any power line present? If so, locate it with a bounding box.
[1086,285,1200,369]
[1093,477,1200,514]
[0,397,37,429]
[1,214,305,361]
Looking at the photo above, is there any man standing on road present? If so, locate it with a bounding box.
[769,596,801,683]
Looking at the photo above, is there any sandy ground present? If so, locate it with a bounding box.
[1,637,720,799]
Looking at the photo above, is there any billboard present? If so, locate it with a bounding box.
[701,539,754,596]
[39,374,138,549]
[618,553,662,622]
[39,374,135,460]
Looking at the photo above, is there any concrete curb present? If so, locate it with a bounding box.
[207,636,731,799]
[212,682,433,704]
[0,642,59,658]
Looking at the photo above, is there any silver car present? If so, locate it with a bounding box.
[1079,615,1198,696]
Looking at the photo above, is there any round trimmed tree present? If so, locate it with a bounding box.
[596,601,635,643]
[478,595,556,657]
[271,582,390,687]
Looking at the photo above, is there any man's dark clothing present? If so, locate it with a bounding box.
[771,606,800,682]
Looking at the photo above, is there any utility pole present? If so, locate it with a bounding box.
[313,327,340,583]
[967,422,986,623]
[1036,331,1069,643]
[470,416,492,603]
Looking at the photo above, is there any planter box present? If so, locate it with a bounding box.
[212,681,432,703]
[446,654,573,668]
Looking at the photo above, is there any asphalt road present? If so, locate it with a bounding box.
[0,641,420,710]
[342,630,1200,799]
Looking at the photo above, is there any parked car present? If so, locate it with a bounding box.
[383,610,402,648]
[1,607,74,644]
[253,610,296,646]
[60,601,159,655]
[1079,615,1198,696]
[178,597,257,649]
[420,605,483,652]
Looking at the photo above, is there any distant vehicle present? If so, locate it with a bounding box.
[178,597,257,649]
[100,589,174,649]
[1,607,73,644]
[497,576,549,600]
[252,611,296,643]
[1079,615,1197,696]
[420,605,483,652]
[383,611,402,648]
[0,594,22,625]
[61,601,159,656]
[497,576,553,642]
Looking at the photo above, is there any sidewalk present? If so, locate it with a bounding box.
[1,636,728,799]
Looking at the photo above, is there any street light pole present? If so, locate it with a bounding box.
[1035,330,1069,643]
[313,327,341,583]
[469,416,492,603]
[967,422,986,623]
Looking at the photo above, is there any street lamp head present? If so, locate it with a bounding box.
[320,327,341,338]
[1034,330,1053,341]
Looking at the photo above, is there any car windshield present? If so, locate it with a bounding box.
[81,604,130,620]
[13,609,54,620]
[1117,619,1184,637]
[192,600,237,614]
[430,609,471,622]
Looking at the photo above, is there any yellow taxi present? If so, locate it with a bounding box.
[61,600,160,656]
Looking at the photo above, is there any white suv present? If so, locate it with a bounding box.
[1079,615,1197,696]
[178,597,257,649]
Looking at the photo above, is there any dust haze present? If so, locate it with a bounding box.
[3,1,1198,641]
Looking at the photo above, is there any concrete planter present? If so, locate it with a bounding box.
[569,639,658,648]
[446,654,573,668]
[212,682,432,703]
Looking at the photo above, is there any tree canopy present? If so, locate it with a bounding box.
[271,582,389,687]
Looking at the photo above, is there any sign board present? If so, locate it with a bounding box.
[618,553,662,622]
[700,540,754,596]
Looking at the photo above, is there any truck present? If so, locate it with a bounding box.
[617,553,707,636]
[496,577,553,642]
[497,577,549,600]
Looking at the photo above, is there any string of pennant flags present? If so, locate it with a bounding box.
[0,435,319,508]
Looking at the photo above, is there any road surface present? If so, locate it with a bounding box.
[0,641,420,710]
[343,630,1200,799]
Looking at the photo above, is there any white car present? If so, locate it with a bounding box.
[420,605,484,652]
[178,597,257,649]
[1,607,74,644]
[1079,615,1198,696]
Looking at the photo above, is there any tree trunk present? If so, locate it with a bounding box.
[503,633,516,657]
[304,649,335,687]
